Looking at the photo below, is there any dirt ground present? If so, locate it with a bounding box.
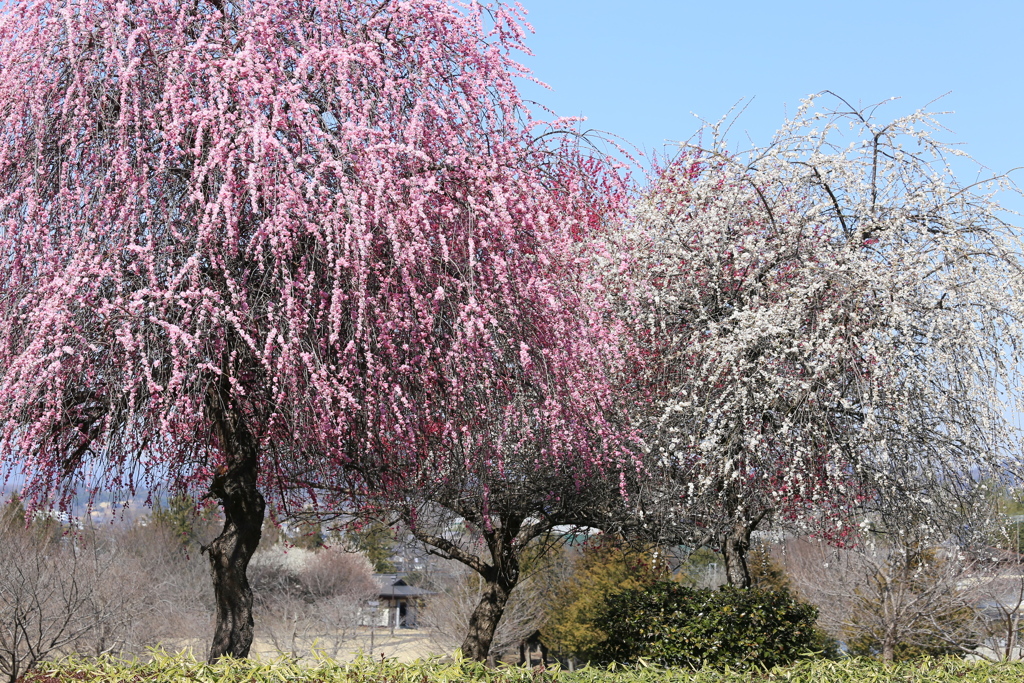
[248,628,441,663]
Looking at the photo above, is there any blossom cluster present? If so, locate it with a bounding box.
[0,0,630,512]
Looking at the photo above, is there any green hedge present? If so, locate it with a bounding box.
[19,653,1024,683]
[593,583,835,669]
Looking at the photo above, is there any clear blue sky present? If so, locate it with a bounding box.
[516,0,1023,188]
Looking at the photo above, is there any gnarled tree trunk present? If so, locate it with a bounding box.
[718,508,768,589]
[411,513,525,663]
[721,521,753,589]
[205,458,264,661]
[204,381,265,662]
[460,566,517,662]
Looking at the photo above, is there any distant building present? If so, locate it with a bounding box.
[372,575,434,629]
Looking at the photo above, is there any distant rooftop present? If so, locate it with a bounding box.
[374,574,435,598]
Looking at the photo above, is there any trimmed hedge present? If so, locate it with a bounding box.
[592,583,834,669]
[19,653,1024,683]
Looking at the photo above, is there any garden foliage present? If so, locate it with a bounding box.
[592,583,833,669]
[21,652,1024,683]
[541,539,668,661]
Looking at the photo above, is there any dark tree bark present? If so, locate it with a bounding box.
[205,457,264,661]
[460,565,518,661]
[203,380,265,662]
[410,513,525,662]
[379,468,622,663]
[720,520,753,589]
[718,507,768,589]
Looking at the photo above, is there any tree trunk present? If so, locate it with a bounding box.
[459,570,515,662]
[205,453,265,662]
[721,520,753,589]
[881,634,896,662]
[1005,611,1019,660]
[409,513,526,662]
[204,381,266,663]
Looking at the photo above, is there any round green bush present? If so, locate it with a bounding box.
[592,582,835,669]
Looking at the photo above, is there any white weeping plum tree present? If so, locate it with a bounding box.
[614,94,1024,587]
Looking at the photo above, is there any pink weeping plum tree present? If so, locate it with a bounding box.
[293,146,635,661]
[0,0,630,661]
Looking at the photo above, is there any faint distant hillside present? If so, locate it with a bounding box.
[1,485,154,526]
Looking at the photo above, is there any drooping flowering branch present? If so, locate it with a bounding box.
[613,95,1024,584]
[0,0,633,659]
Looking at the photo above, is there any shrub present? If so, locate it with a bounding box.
[592,582,835,669]
[541,538,669,662]
[21,652,1024,683]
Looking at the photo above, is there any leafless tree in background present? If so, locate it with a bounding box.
[0,527,93,683]
[0,500,218,681]
[72,530,149,657]
[111,524,215,653]
[251,547,379,660]
[957,550,1024,661]
[784,536,980,661]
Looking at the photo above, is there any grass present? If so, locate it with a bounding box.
[18,652,1024,683]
